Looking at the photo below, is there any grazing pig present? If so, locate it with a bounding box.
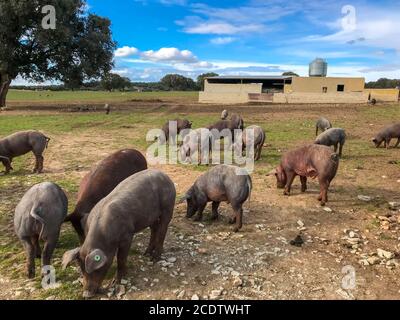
[315,128,346,156]
[221,109,228,120]
[183,165,252,232]
[315,117,332,136]
[271,144,339,206]
[207,115,244,143]
[180,128,211,164]
[159,118,192,144]
[372,123,400,149]
[240,125,266,160]
[230,114,244,130]
[65,149,147,243]
[0,130,50,174]
[62,169,176,298]
[14,182,68,278]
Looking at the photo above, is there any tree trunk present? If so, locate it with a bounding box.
[0,73,11,108]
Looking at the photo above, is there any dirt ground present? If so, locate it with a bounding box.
[0,100,399,300]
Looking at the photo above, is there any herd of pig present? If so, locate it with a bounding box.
[1,113,400,298]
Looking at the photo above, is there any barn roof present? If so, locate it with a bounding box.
[206,75,293,80]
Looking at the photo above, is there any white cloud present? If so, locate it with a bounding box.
[210,37,236,45]
[140,47,198,63]
[183,22,264,35]
[114,46,139,57]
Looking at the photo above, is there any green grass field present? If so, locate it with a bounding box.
[0,101,399,300]
[7,89,198,103]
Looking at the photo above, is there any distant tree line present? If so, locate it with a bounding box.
[10,72,220,92]
[365,78,400,89]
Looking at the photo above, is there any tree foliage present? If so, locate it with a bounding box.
[365,78,400,89]
[282,71,299,77]
[197,72,219,90]
[0,0,116,106]
[160,74,197,91]
[100,73,131,91]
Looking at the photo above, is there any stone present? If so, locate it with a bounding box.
[233,277,243,287]
[388,202,400,210]
[323,207,332,212]
[377,249,395,260]
[358,195,372,202]
[367,256,380,265]
[177,290,185,299]
[210,289,223,300]
[191,294,200,300]
[167,257,177,263]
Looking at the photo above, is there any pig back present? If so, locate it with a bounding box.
[14,182,68,238]
[87,169,176,235]
[1,130,38,156]
[74,149,147,215]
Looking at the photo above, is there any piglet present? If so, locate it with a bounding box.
[183,164,252,232]
[240,125,266,160]
[372,123,400,149]
[271,144,339,206]
[14,182,68,278]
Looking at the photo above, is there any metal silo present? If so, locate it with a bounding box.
[309,58,328,77]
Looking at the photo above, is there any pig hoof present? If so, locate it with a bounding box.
[229,218,236,224]
[320,202,326,206]
[233,227,240,233]
[211,214,218,221]
[193,216,202,222]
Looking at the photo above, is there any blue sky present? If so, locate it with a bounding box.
[18,0,400,84]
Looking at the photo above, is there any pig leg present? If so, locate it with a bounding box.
[116,238,132,283]
[394,138,400,148]
[32,235,41,258]
[334,143,338,154]
[42,237,58,267]
[284,171,296,195]
[300,176,307,192]
[193,202,207,222]
[22,239,36,278]
[338,142,344,157]
[231,205,243,232]
[144,224,158,257]
[211,201,220,220]
[152,220,170,261]
[385,138,391,149]
[318,179,329,206]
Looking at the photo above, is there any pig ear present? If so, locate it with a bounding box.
[62,247,81,270]
[85,249,108,274]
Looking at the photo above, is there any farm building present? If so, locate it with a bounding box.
[199,59,399,104]
[199,75,372,104]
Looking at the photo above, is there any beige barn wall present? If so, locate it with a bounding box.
[273,92,369,104]
[365,89,400,102]
[290,77,365,93]
[199,82,262,103]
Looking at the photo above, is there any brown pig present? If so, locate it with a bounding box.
[0,130,50,174]
[159,118,192,144]
[65,149,147,243]
[271,144,339,206]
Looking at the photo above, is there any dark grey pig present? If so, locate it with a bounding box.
[221,109,228,120]
[14,182,68,278]
[183,165,252,232]
[315,117,332,136]
[315,128,346,157]
[372,123,400,148]
[62,169,176,298]
[160,118,192,144]
[0,130,50,174]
